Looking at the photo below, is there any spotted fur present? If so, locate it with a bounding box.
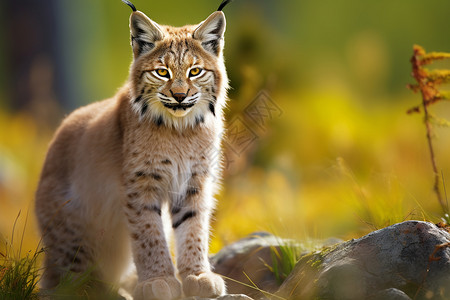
[35,5,228,300]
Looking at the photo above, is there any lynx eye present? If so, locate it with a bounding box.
[189,67,202,77]
[155,68,170,79]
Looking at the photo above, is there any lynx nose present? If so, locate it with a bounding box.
[173,93,187,103]
[170,90,188,103]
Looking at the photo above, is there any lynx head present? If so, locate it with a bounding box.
[124,0,230,130]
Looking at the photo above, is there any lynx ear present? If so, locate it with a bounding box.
[129,11,164,57]
[193,11,226,56]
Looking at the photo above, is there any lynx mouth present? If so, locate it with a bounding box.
[163,102,195,117]
[162,102,196,111]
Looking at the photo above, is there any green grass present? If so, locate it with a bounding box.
[0,211,42,300]
[0,251,42,300]
[269,241,301,285]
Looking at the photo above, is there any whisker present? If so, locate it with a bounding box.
[197,97,215,105]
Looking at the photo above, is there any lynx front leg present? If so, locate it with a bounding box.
[124,172,181,300]
[171,176,226,298]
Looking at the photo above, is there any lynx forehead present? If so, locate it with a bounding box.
[35,1,232,299]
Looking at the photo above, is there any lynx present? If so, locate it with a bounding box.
[35,1,231,299]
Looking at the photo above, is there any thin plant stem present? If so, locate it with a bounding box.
[442,171,449,213]
[422,103,445,211]
[409,45,448,214]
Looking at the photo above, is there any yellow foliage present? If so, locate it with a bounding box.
[0,87,449,257]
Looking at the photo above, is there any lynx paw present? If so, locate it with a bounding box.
[182,272,226,298]
[133,276,182,300]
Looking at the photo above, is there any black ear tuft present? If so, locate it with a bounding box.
[122,0,137,12]
[217,0,233,11]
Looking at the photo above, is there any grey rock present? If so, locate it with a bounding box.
[277,221,450,300]
[367,288,412,300]
[211,232,281,299]
[317,257,367,299]
[211,232,342,299]
[184,294,254,300]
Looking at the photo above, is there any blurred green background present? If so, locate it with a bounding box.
[1,0,450,254]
